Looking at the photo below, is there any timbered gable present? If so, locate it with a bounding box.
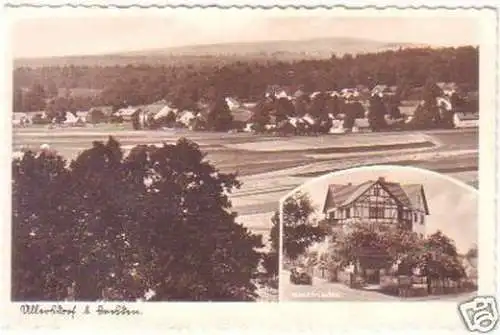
[322,177,429,232]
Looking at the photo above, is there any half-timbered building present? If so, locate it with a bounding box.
[322,177,429,236]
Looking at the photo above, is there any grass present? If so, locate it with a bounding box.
[296,141,435,155]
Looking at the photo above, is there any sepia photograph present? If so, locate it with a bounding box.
[279,166,478,302]
[7,8,485,307]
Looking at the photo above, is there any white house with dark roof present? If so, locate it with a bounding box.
[225,97,242,111]
[62,111,79,124]
[322,177,429,236]
[436,82,458,92]
[75,111,88,122]
[371,85,397,96]
[117,107,141,121]
[152,105,177,121]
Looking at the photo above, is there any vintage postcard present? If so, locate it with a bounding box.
[0,3,498,334]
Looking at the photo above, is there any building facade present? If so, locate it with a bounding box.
[322,177,429,236]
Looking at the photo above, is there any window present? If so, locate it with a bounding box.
[369,206,384,218]
[346,208,351,218]
[414,213,418,222]
[373,187,380,196]
[420,214,425,225]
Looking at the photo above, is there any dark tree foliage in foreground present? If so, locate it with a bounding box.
[12,137,263,301]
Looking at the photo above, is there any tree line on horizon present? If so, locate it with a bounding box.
[13,46,478,114]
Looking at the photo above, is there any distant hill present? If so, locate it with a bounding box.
[14,37,422,68]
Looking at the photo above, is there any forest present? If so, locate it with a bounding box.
[13,46,478,114]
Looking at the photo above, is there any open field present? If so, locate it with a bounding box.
[13,125,478,243]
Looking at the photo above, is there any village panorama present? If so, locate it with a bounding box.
[12,20,479,303]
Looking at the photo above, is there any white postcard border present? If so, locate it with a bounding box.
[0,5,497,333]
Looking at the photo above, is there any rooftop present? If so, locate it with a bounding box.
[323,177,428,214]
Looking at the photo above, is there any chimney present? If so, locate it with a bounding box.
[378,177,386,183]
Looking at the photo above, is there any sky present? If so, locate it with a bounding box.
[289,166,478,254]
[11,13,479,58]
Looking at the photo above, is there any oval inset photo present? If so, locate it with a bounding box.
[279,165,478,302]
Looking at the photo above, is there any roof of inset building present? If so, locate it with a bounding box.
[322,177,429,214]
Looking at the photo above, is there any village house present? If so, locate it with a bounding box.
[341,88,359,97]
[145,102,169,116]
[117,106,141,121]
[265,85,298,100]
[153,105,177,119]
[62,111,85,126]
[453,112,479,128]
[301,113,317,128]
[435,94,479,129]
[231,108,254,130]
[243,123,255,133]
[176,110,197,127]
[309,91,322,99]
[13,112,31,127]
[436,82,458,95]
[189,113,208,131]
[322,177,429,236]
[293,89,306,99]
[75,111,88,123]
[371,84,398,97]
[225,97,242,111]
[26,111,50,125]
[242,102,257,109]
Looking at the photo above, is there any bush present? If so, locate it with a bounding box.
[31,113,51,125]
[87,109,107,124]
